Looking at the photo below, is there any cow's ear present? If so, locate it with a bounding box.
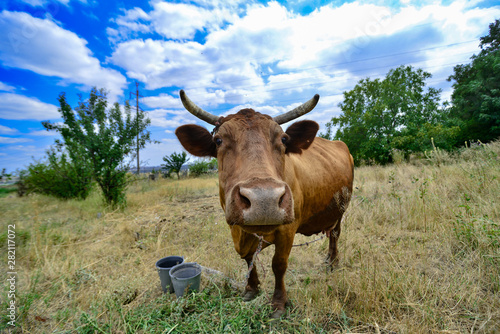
[284,120,319,154]
[175,124,217,157]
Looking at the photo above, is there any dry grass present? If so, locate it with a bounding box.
[1,141,499,333]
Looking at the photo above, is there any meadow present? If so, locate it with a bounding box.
[1,141,499,333]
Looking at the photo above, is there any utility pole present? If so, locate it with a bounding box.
[136,82,140,175]
[130,82,142,175]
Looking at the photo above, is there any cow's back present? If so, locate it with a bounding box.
[285,137,354,236]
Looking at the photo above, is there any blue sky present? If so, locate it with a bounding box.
[0,0,498,173]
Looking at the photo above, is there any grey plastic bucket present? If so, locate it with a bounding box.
[169,262,202,298]
[156,256,184,293]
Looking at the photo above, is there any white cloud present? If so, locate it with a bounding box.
[0,81,16,92]
[0,10,127,101]
[110,38,213,90]
[109,0,240,43]
[115,7,150,31]
[0,136,32,144]
[107,7,151,44]
[109,2,394,103]
[0,93,60,120]
[8,144,39,151]
[18,0,89,7]
[147,108,193,128]
[108,1,500,115]
[0,125,18,134]
[142,93,180,109]
[149,2,212,40]
[28,129,58,136]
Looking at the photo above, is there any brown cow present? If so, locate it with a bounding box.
[175,90,354,318]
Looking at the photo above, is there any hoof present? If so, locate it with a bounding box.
[269,300,291,319]
[242,289,259,302]
[325,256,339,270]
[270,308,286,319]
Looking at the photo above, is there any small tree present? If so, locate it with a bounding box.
[43,88,154,207]
[162,152,189,179]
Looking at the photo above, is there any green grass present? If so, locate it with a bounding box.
[74,281,373,334]
[0,185,17,198]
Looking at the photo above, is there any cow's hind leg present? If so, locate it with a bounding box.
[325,220,341,269]
[243,255,260,301]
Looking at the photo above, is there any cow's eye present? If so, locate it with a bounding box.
[215,137,223,146]
[281,136,288,145]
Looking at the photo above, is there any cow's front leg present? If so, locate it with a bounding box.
[270,232,294,318]
[243,255,260,301]
[231,226,267,302]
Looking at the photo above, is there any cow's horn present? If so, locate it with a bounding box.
[179,90,220,125]
[273,94,320,125]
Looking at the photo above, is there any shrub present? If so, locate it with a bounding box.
[189,158,218,177]
[189,160,210,177]
[23,149,93,200]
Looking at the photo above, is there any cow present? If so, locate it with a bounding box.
[175,90,354,318]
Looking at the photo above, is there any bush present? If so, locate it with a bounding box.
[23,150,93,200]
[189,159,218,177]
[189,161,210,177]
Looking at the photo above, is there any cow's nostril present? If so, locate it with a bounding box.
[239,192,251,209]
[279,193,285,206]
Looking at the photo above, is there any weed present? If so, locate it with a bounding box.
[424,137,451,167]
[388,170,402,227]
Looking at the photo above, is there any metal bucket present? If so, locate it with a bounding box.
[169,262,202,298]
[155,256,184,293]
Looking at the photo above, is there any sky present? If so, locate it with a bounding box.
[0,0,499,173]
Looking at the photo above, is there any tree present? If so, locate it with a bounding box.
[323,65,458,164]
[448,19,500,144]
[43,88,154,207]
[162,152,189,179]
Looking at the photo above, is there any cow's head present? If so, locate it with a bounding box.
[175,90,319,233]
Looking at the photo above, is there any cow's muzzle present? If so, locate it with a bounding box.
[226,179,294,226]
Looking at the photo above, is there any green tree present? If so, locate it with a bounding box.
[43,88,153,207]
[162,152,189,179]
[448,19,500,144]
[323,65,458,164]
